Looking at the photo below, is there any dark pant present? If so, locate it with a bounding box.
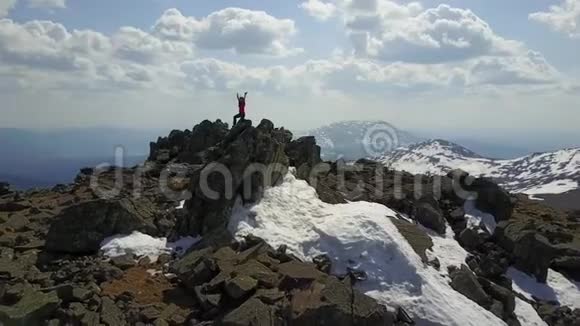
[233,112,245,126]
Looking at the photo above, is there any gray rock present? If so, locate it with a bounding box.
[478,277,516,318]
[312,254,332,274]
[45,198,160,253]
[450,265,492,308]
[225,276,258,300]
[254,288,285,304]
[285,136,322,181]
[495,221,555,283]
[182,119,291,235]
[81,311,100,326]
[277,261,324,290]
[290,276,394,326]
[235,259,279,289]
[469,177,514,222]
[110,254,136,270]
[100,296,126,326]
[391,218,433,263]
[458,228,485,250]
[0,287,60,326]
[140,306,160,321]
[221,298,280,326]
[414,196,447,235]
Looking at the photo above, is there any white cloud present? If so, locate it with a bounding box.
[0,5,567,97]
[530,0,580,38]
[0,0,17,17]
[346,3,522,63]
[27,0,65,9]
[153,8,302,56]
[299,0,337,21]
[112,26,193,64]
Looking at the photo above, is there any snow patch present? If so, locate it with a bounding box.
[521,179,578,195]
[514,298,548,326]
[426,226,469,275]
[507,267,580,310]
[229,171,506,326]
[100,231,201,262]
[464,200,497,234]
[176,200,186,209]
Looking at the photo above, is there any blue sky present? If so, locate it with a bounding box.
[1,0,580,149]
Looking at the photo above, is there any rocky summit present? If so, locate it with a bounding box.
[0,119,579,326]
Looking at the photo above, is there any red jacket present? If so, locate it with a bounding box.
[238,99,246,114]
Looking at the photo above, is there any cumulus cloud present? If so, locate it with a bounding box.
[346,3,522,63]
[27,0,66,9]
[301,1,534,65]
[0,0,17,17]
[153,8,302,56]
[299,0,337,21]
[112,26,192,64]
[530,0,580,38]
[0,5,567,96]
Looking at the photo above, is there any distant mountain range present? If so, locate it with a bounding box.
[0,128,157,189]
[2,123,580,200]
[301,121,423,161]
[378,139,580,206]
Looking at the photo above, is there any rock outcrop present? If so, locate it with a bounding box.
[181,119,292,236]
[45,198,165,253]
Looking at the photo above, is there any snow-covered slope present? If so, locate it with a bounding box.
[380,139,580,195]
[229,170,508,326]
[300,121,423,161]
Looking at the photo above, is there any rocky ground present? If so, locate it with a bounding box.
[0,119,579,325]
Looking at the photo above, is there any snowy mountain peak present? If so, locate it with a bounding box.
[301,120,423,161]
[401,139,484,159]
[381,140,580,196]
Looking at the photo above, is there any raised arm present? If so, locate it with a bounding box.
[244,92,248,99]
[236,93,240,100]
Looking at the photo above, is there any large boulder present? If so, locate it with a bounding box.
[414,196,447,235]
[494,220,555,283]
[0,286,60,326]
[45,198,161,253]
[450,265,492,308]
[221,297,282,326]
[289,276,394,326]
[468,178,514,222]
[285,136,322,181]
[183,119,291,235]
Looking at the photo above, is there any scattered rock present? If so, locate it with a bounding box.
[110,254,137,270]
[0,287,60,326]
[221,297,279,326]
[414,196,447,235]
[458,228,485,250]
[450,265,492,308]
[290,276,394,326]
[495,221,555,283]
[225,276,258,300]
[277,261,324,290]
[312,254,332,274]
[100,296,126,326]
